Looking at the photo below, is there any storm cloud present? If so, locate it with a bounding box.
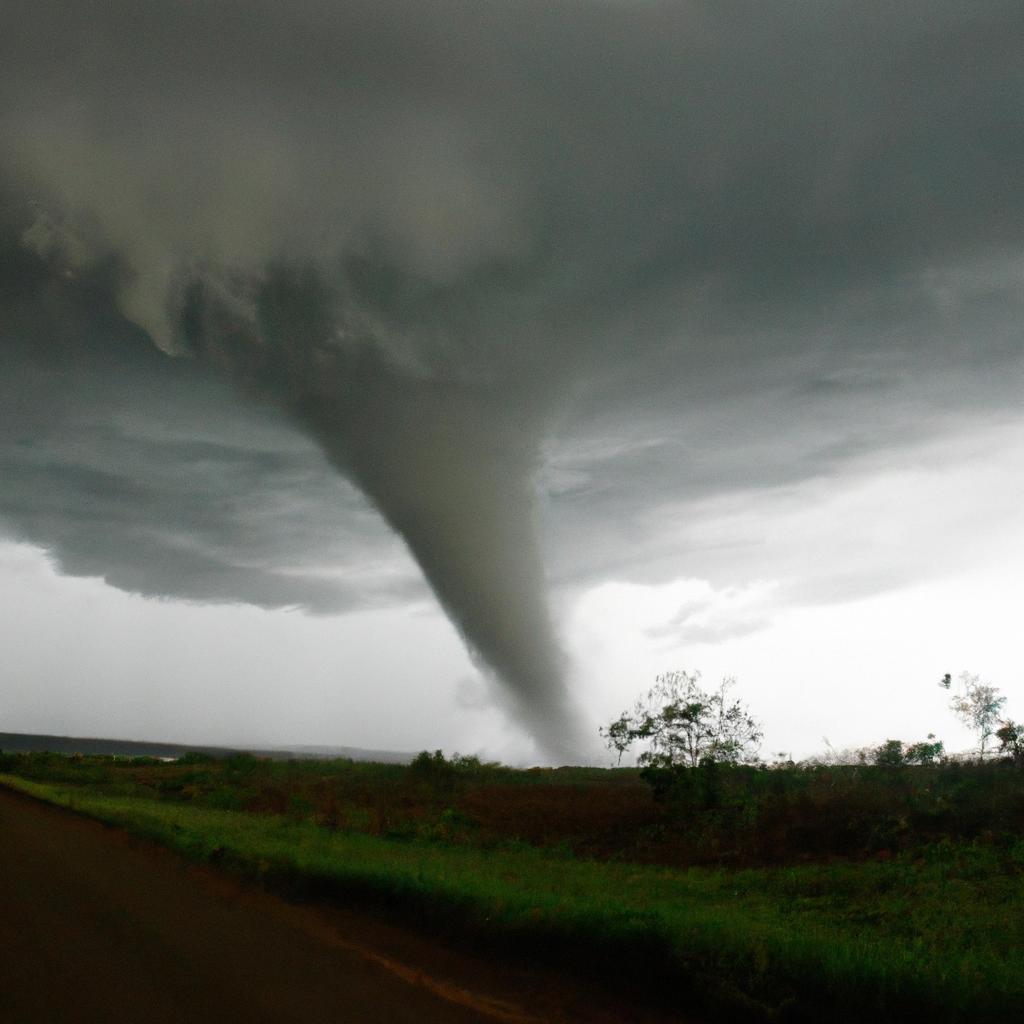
[1,1,1022,757]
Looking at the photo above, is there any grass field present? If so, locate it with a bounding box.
[3,753,1024,1022]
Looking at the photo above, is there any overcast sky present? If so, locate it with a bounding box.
[1,1,1022,763]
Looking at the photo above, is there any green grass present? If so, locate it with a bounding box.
[7,749,1023,866]
[4,772,1023,1023]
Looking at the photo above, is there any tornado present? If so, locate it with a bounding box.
[305,372,586,763]
[181,269,589,762]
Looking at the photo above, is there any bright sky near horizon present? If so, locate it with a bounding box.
[1,2,1022,763]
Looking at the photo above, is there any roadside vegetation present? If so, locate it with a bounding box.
[2,668,1023,1022]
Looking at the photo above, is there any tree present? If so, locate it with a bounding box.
[601,670,762,768]
[872,739,906,767]
[871,736,944,767]
[995,721,1023,765]
[904,735,944,765]
[940,671,1006,758]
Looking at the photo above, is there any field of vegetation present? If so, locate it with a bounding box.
[3,748,1024,1022]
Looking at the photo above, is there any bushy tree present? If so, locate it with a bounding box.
[871,736,944,767]
[601,670,762,768]
[872,739,906,767]
[940,672,1006,757]
[995,721,1023,764]
[904,736,945,764]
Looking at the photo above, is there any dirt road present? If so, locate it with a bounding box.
[0,786,684,1023]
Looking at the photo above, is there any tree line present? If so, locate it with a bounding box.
[602,668,1023,770]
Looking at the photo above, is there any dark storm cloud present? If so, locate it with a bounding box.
[1,1,1022,755]
[0,235,417,612]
